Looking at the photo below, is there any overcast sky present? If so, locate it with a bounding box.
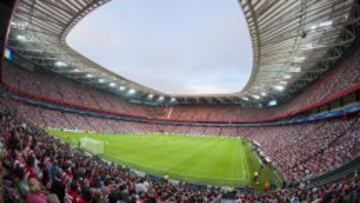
[67,0,252,96]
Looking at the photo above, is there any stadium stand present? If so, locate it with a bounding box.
[0,0,359,202]
[1,98,359,183]
[0,100,359,202]
[1,40,359,123]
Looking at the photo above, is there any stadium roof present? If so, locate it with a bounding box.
[6,0,360,106]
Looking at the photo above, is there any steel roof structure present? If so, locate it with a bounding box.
[6,0,360,106]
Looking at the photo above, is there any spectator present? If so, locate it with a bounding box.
[26,178,46,203]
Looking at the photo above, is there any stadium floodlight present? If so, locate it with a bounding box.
[310,25,317,30]
[128,89,136,94]
[252,95,260,100]
[55,61,67,67]
[268,100,278,107]
[261,92,267,97]
[148,94,154,99]
[242,97,249,101]
[294,56,305,62]
[86,73,94,78]
[279,81,288,85]
[170,97,176,102]
[98,78,105,83]
[16,35,27,41]
[158,96,165,101]
[305,43,314,50]
[109,82,117,88]
[310,20,332,30]
[72,68,81,73]
[274,85,285,91]
[319,20,333,27]
[119,86,126,91]
[11,21,28,29]
[283,74,292,79]
[289,67,302,73]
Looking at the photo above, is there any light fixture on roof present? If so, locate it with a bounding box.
[128,89,136,94]
[148,94,154,99]
[86,73,94,78]
[98,78,105,83]
[170,97,176,102]
[109,82,117,87]
[289,67,302,73]
[310,25,317,30]
[252,95,260,100]
[261,92,267,97]
[319,20,333,27]
[11,21,28,29]
[304,43,314,50]
[55,61,67,67]
[310,20,333,30]
[119,86,126,91]
[294,56,306,63]
[16,35,27,41]
[268,100,278,107]
[274,85,285,91]
[242,97,249,101]
[72,68,81,73]
[283,74,292,79]
[279,81,288,85]
[158,96,165,101]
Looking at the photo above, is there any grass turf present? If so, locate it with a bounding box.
[49,129,282,190]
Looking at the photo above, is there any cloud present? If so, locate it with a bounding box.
[67,0,253,95]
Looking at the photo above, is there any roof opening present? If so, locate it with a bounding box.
[67,0,253,96]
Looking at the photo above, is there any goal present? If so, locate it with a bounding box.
[79,137,104,155]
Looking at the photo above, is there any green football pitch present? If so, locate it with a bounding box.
[49,130,282,190]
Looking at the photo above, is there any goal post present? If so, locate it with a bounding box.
[79,137,104,155]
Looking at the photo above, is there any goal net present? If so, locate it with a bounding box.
[79,137,104,155]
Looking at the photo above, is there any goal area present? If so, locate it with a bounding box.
[79,137,104,155]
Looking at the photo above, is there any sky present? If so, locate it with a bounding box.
[67,0,253,96]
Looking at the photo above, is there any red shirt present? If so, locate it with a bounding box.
[65,190,78,203]
[26,165,37,180]
[75,197,91,203]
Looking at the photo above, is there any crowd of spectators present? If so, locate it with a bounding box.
[0,100,360,203]
[0,101,226,202]
[2,64,153,118]
[3,99,359,185]
[251,119,360,182]
[0,100,359,202]
[2,42,359,123]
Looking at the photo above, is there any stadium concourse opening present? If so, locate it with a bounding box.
[66,0,253,96]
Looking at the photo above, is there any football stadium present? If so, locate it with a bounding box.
[0,0,359,202]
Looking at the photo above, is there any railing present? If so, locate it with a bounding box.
[307,157,360,188]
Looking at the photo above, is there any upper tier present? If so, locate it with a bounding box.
[1,44,359,123]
